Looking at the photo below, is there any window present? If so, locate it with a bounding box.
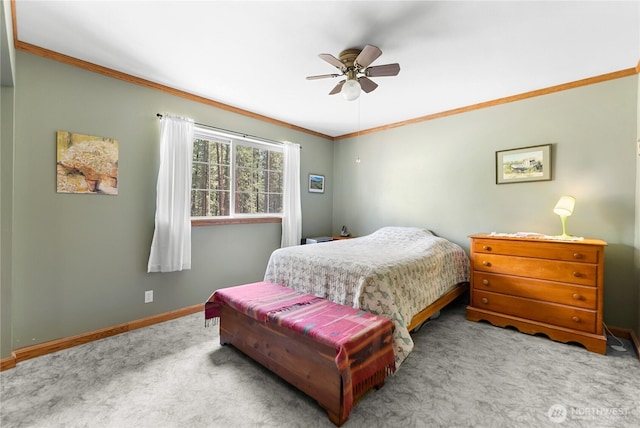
[191,127,284,218]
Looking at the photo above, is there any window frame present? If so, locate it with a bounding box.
[191,126,284,226]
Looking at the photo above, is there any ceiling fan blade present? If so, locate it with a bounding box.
[358,77,378,93]
[366,63,401,77]
[355,44,382,68]
[329,80,345,95]
[306,73,341,80]
[319,53,346,70]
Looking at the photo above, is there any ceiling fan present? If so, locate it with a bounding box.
[306,44,401,101]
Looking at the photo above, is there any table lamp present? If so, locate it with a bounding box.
[553,195,575,239]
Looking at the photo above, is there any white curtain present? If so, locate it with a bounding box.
[147,114,194,272]
[281,141,301,247]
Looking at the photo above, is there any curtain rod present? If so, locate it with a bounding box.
[156,113,291,148]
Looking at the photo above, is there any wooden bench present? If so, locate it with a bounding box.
[205,281,396,426]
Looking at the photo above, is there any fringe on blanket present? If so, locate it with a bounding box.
[351,364,396,401]
[205,317,219,328]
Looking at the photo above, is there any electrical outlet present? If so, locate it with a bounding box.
[145,290,153,303]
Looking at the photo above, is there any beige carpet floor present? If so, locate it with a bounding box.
[1,299,639,428]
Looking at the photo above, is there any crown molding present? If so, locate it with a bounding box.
[334,66,639,140]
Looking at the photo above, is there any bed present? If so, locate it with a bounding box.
[264,226,470,367]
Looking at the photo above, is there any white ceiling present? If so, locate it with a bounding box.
[13,0,640,138]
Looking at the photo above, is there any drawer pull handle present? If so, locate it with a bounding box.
[573,253,582,259]
[572,293,581,300]
[572,316,580,323]
[573,272,582,278]
[482,261,491,267]
[481,298,488,304]
[482,279,489,285]
[482,245,492,251]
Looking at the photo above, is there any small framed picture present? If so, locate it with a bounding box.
[308,174,325,193]
[496,144,551,184]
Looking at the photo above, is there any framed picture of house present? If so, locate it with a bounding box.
[496,144,551,184]
[308,174,325,193]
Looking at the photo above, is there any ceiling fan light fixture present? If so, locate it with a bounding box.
[309,44,399,101]
[341,79,361,101]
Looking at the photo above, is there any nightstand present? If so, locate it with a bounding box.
[332,235,354,240]
[466,233,607,354]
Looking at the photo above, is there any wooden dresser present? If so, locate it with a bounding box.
[466,233,607,354]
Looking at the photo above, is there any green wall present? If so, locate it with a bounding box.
[2,48,639,358]
[333,76,639,330]
[8,52,333,350]
[0,84,14,361]
[1,0,16,360]
[636,73,640,336]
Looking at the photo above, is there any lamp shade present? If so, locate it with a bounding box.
[553,195,575,217]
[341,79,361,101]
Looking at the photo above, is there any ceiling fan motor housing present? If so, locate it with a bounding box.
[338,49,361,70]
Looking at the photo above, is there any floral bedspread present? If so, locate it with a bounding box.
[264,226,470,367]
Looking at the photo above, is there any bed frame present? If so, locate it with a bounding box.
[407,281,469,332]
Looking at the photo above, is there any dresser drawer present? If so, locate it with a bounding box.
[472,272,597,309]
[472,239,601,264]
[472,290,596,333]
[473,254,597,286]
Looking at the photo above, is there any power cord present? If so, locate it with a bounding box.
[603,322,627,352]
[411,311,441,333]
